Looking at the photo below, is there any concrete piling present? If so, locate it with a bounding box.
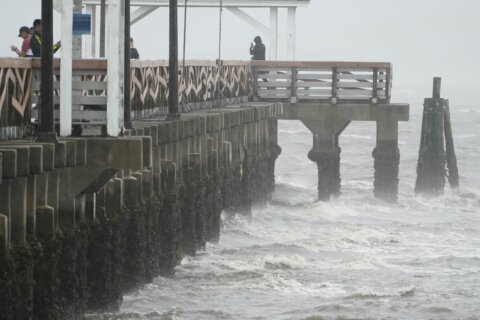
[373,115,400,202]
[303,120,348,201]
[10,177,28,245]
[443,100,459,189]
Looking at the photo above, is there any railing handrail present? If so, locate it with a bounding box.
[251,60,392,69]
[0,57,394,139]
[0,58,33,68]
[0,58,253,71]
[0,58,392,70]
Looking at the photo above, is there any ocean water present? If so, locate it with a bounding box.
[116,94,480,320]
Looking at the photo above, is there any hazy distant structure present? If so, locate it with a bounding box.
[83,0,311,60]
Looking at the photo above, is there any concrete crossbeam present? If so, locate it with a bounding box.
[280,103,409,122]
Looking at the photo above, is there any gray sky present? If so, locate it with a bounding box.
[1,0,479,104]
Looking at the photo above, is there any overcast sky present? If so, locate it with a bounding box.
[0,0,479,105]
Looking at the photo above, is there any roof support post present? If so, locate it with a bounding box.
[107,0,125,136]
[73,0,83,59]
[60,0,73,137]
[100,0,106,57]
[269,7,278,60]
[87,4,97,57]
[168,0,180,117]
[287,7,296,60]
[124,0,132,129]
[39,0,56,140]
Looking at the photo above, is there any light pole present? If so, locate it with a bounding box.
[39,0,56,141]
[124,0,132,129]
[168,0,179,118]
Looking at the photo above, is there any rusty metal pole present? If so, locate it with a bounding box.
[168,0,179,118]
[39,0,56,140]
[124,0,132,129]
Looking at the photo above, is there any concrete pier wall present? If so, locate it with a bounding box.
[0,102,282,319]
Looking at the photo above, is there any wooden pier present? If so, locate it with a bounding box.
[252,61,409,201]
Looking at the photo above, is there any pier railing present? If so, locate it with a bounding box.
[251,61,392,103]
[31,59,109,125]
[30,59,251,124]
[130,60,251,118]
[0,59,33,139]
[0,58,393,140]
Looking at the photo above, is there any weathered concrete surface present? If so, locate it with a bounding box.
[373,114,400,202]
[282,102,408,201]
[0,102,282,320]
[303,120,348,200]
[280,103,409,121]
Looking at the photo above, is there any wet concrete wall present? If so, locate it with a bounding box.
[0,102,282,319]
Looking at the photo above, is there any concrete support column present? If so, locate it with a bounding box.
[10,177,28,245]
[73,0,83,58]
[302,120,349,201]
[160,160,177,192]
[47,171,60,227]
[139,170,153,202]
[26,176,37,239]
[373,118,400,202]
[36,172,56,240]
[132,172,145,204]
[152,146,162,195]
[308,138,341,201]
[106,178,122,216]
[89,4,97,57]
[0,214,8,256]
[0,183,11,247]
[124,176,138,209]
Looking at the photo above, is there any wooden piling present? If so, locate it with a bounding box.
[443,100,459,189]
[415,78,459,195]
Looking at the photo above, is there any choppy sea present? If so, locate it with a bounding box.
[109,91,480,319]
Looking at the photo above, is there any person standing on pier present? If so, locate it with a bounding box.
[130,38,140,60]
[10,26,33,57]
[30,19,61,57]
[250,36,266,60]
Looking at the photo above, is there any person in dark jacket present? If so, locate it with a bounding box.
[30,19,61,57]
[130,38,140,59]
[250,36,266,60]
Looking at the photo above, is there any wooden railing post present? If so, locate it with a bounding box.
[290,67,297,103]
[253,66,259,100]
[386,66,392,102]
[331,67,338,104]
[372,67,378,104]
